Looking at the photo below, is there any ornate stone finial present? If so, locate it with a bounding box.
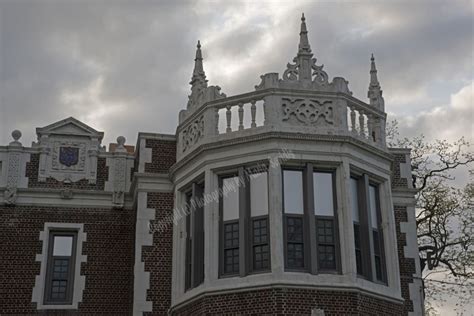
[116,136,126,152]
[9,130,22,146]
[190,40,208,91]
[281,14,328,86]
[370,53,379,87]
[368,54,385,111]
[298,13,312,55]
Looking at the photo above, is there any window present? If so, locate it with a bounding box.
[283,170,306,270]
[219,168,270,277]
[350,178,363,276]
[369,184,386,282]
[350,174,387,283]
[184,182,205,290]
[282,165,340,273]
[313,172,338,271]
[250,172,270,272]
[44,232,77,305]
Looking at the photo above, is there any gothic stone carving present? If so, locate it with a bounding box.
[52,141,86,171]
[181,116,204,152]
[282,98,334,126]
[4,186,17,205]
[282,57,329,86]
[112,157,126,206]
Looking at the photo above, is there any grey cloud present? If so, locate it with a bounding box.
[0,0,472,152]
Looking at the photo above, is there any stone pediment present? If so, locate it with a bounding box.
[33,117,104,184]
[36,117,104,141]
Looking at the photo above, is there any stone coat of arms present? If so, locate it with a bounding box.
[59,146,79,167]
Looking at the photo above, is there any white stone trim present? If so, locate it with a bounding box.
[32,223,87,310]
[133,191,155,315]
[137,138,152,173]
[400,205,424,316]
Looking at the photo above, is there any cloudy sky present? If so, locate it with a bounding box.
[0,0,472,148]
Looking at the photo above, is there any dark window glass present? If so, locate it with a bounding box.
[373,230,384,281]
[184,193,192,291]
[354,223,362,275]
[316,219,336,270]
[286,216,304,269]
[223,222,239,274]
[252,218,269,271]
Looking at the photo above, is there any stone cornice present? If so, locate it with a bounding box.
[169,131,393,178]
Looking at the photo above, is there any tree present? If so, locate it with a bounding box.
[388,120,474,314]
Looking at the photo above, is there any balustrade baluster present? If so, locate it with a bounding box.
[238,103,244,130]
[215,108,220,135]
[367,114,374,142]
[350,106,356,133]
[359,110,365,137]
[250,100,257,128]
[226,105,232,133]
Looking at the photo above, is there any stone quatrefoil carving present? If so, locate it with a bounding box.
[181,116,204,152]
[282,98,334,126]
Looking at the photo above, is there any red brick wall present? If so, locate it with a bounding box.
[394,205,416,314]
[171,287,404,315]
[144,139,176,173]
[26,154,109,191]
[0,205,135,315]
[391,152,409,188]
[142,192,174,315]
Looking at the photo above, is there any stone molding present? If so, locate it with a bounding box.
[133,191,155,315]
[33,117,104,184]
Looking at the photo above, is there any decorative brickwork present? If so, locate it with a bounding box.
[142,192,174,315]
[0,205,135,315]
[391,153,408,188]
[171,287,404,315]
[394,205,416,314]
[25,154,109,190]
[144,139,176,173]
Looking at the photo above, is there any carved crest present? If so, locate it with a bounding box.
[59,146,79,167]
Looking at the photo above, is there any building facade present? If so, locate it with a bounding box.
[0,15,424,315]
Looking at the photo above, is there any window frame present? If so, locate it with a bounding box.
[219,166,271,278]
[350,173,388,284]
[184,180,205,291]
[43,230,78,306]
[282,164,341,274]
[282,167,309,272]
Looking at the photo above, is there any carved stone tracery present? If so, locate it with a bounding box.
[282,98,334,126]
[181,116,204,152]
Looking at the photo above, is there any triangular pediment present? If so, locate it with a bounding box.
[36,117,104,140]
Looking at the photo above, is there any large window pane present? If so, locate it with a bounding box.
[350,178,360,222]
[313,172,334,216]
[283,170,304,214]
[250,172,268,217]
[223,177,240,221]
[53,236,73,256]
[369,185,378,229]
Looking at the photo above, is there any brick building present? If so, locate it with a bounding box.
[0,15,424,315]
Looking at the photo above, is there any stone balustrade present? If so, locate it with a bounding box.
[176,88,386,160]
